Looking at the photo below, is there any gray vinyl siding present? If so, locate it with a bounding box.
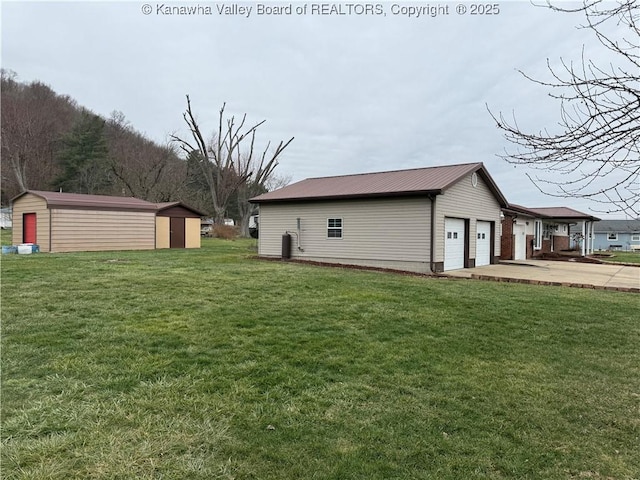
[434,173,502,263]
[12,193,51,251]
[259,198,432,272]
[50,208,156,252]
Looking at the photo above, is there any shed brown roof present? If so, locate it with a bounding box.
[14,190,158,211]
[156,201,207,217]
[251,162,507,206]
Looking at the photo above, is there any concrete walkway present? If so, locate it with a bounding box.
[444,260,640,292]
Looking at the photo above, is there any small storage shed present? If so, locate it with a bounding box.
[155,202,204,249]
[11,191,203,253]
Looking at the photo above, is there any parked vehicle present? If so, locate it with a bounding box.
[249,214,259,239]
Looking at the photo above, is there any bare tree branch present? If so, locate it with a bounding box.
[489,0,640,216]
[171,95,293,226]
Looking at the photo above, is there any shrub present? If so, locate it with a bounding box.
[212,224,238,240]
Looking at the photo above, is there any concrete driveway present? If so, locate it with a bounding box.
[445,260,640,292]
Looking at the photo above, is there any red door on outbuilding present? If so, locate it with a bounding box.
[23,213,37,244]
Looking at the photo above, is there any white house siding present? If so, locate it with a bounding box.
[50,208,156,252]
[514,217,535,235]
[434,173,502,265]
[259,198,432,273]
[12,193,51,251]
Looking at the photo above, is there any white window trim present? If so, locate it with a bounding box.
[534,220,542,250]
[607,233,618,241]
[631,233,640,242]
[327,218,343,239]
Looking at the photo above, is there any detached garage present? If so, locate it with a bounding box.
[11,191,203,253]
[251,162,508,273]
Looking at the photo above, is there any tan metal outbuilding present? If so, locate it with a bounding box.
[11,191,203,253]
[155,202,203,249]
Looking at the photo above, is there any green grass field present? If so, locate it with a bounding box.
[1,228,12,246]
[2,238,639,479]
[600,251,640,264]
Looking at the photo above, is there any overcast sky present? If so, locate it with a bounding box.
[1,0,625,217]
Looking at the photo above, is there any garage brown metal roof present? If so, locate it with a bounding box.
[251,162,508,206]
[14,190,158,211]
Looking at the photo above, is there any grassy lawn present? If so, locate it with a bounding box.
[2,238,639,479]
[1,228,12,246]
[599,251,640,264]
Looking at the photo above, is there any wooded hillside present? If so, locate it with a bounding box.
[1,71,209,214]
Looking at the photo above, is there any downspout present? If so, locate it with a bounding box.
[429,194,437,273]
[49,208,52,253]
[285,217,304,252]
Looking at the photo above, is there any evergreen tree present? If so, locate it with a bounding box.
[55,110,112,194]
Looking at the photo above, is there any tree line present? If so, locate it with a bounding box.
[1,70,292,235]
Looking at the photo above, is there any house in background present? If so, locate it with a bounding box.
[11,190,203,252]
[0,207,12,229]
[501,204,599,260]
[571,219,640,252]
[250,162,508,273]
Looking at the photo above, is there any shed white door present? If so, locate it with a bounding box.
[514,224,526,260]
[444,218,465,271]
[476,221,491,266]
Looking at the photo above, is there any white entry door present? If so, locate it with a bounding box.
[444,218,465,271]
[476,221,491,266]
[514,224,526,260]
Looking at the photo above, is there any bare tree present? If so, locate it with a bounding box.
[171,95,293,225]
[1,70,76,199]
[489,0,639,216]
[235,148,293,237]
[106,111,186,201]
[0,73,193,205]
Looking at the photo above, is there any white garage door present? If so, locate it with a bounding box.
[444,218,465,271]
[476,221,491,266]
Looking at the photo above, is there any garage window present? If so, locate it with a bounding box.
[607,233,618,241]
[327,218,342,238]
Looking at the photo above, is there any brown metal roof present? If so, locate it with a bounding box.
[155,201,207,217]
[251,162,508,206]
[505,204,600,221]
[528,207,599,220]
[14,190,159,211]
